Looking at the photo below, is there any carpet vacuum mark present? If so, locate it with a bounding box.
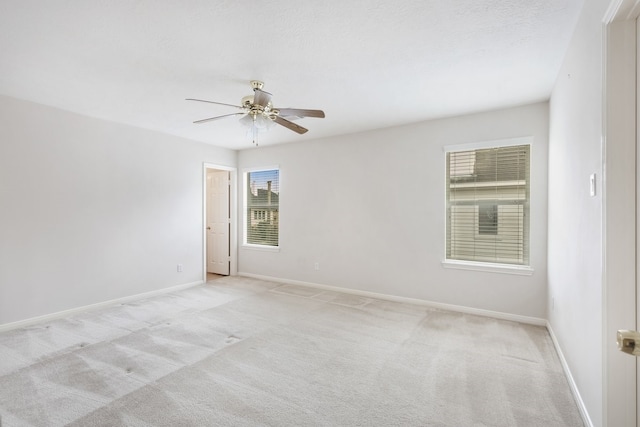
[0,276,584,426]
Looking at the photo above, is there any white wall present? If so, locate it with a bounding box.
[548,0,609,425]
[0,95,236,325]
[238,102,549,319]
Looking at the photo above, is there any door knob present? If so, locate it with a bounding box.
[617,330,640,356]
[207,226,211,230]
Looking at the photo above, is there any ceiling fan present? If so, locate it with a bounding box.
[187,80,325,146]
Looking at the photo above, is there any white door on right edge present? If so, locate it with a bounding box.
[636,15,640,425]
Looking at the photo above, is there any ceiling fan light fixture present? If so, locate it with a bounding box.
[238,113,254,128]
[239,112,275,146]
[239,112,274,130]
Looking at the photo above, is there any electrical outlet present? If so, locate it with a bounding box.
[314,262,320,271]
[177,264,183,272]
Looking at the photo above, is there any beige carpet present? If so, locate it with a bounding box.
[0,276,583,426]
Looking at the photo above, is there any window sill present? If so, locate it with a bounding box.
[442,259,533,276]
[242,244,280,252]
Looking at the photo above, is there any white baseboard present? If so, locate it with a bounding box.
[546,323,593,427]
[238,272,547,326]
[0,280,204,333]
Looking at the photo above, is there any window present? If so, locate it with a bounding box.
[445,143,530,266]
[244,168,279,247]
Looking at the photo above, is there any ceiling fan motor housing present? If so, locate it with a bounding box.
[241,95,254,107]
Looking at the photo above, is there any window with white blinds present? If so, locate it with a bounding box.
[245,168,279,247]
[445,143,530,266]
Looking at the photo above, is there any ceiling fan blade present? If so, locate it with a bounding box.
[274,116,308,134]
[253,89,273,107]
[186,98,243,110]
[193,112,245,124]
[277,108,325,118]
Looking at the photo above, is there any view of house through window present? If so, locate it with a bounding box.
[245,168,279,247]
[445,143,530,266]
[478,203,498,235]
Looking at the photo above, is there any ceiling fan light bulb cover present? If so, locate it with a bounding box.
[255,114,275,130]
[239,112,273,131]
[239,114,255,128]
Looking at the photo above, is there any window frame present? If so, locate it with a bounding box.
[242,166,280,252]
[442,137,534,275]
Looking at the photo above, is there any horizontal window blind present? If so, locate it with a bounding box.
[246,169,279,247]
[446,144,530,265]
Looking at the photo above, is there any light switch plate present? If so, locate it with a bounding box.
[590,174,596,197]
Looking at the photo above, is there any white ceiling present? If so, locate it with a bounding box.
[0,0,584,150]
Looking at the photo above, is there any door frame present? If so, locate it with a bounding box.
[203,163,237,280]
[603,0,640,425]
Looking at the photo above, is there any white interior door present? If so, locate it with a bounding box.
[606,2,640,424]
[207,170,230,275]
[637,15,640,423]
